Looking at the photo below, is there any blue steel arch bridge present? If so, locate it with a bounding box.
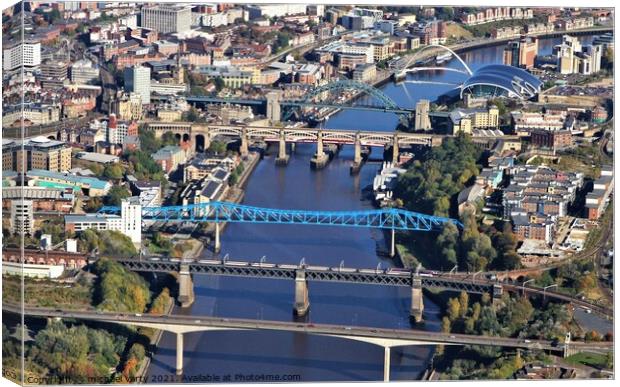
[98,201,463,256]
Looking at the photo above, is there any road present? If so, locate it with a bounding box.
[3,304,612,354]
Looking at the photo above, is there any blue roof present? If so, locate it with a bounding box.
[27,169,111,190]
[461,65,542,100]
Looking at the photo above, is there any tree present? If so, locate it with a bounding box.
[441,316,451,333]
[213,77,226,92]
[209,140,227,154]
[458,291,469,318]
[105,186,131,206]
[103,163,124,180]
[161,131,178,146]
[447,298,461,321]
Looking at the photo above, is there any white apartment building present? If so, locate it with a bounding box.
[3,42,41,71]
[64,198,142,244]
[10,200,34,236]
[141,5,192,34]
[247,4,308,19]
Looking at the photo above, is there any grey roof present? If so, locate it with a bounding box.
[461,64,543,100]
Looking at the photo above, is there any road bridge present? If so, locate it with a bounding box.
[6,305,610,380]
[98,201,462,260]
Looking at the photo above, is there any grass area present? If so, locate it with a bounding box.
[564,352,609,369]
[445,22,473,40]
[2,275,93,309]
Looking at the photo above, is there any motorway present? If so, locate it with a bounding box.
[3,304,612,354]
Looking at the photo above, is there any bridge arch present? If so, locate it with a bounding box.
[403,44,473,76]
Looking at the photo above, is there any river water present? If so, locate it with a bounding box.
[147,36,594,383]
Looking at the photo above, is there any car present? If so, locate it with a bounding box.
[524,340,531,343]
[585,309,592,314]
[344,327,352,330]
[135,313,142,317]
[194,320,201,323]
[449,335,456,339]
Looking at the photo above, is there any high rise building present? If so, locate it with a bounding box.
[503,36,538,69]
[124,65,151,104]
[10,200,34,236]
[3,41,41,71]
[415,100,432,131]
[140,5,192,34]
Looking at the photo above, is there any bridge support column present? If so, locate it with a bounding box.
[276,130,289,165]
[311,130,329,169]
[383,346,391,382]
[391,135,399,165]
[176,332,184,375]
[240,130,249,157]
[294,270,310,316]
[214,222,221,253]
[178,264,195,308]
[410,276,424,323]
[492,284,504,309]
[351,133,363,175]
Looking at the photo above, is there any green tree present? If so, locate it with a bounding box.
[103,163,124,180]
[447,297,461,321]
[458,291,469,318]
[105,186,131,206]
[213,77,226,92]
[209,140,227,154]
[161,131,179,146]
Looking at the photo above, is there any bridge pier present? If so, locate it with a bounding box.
[383,346,391,382]
[391,135,399,165]
[410,276,424,323]
[351,134,363,174]
[276,131,289,165]
[176,332,184,375]
[214,222,221,253]
[240,130,249,157]
[178,264,195,308]
[310,130,329,169]
[294,270,310,316]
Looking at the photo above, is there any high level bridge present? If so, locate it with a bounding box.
[143,121,519,167]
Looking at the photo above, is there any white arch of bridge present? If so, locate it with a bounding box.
[403,44,473,76]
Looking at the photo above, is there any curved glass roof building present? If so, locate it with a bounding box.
[460,64,543,100]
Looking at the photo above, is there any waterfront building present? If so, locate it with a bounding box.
[503,36,539,69]
[352,63,377,83]
[460,64,542,100]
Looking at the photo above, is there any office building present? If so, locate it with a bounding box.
[70,59,100,84]
[124,65,151,104]
[10,200,34,236]
[3,41,41,71]
[2,137,72,173]
[140,5,192,34]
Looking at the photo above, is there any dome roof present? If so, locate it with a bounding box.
[460,65,543,100]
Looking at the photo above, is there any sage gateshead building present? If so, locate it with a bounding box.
[460,64,543,100]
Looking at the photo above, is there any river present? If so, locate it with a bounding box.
[146,35,594,383]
